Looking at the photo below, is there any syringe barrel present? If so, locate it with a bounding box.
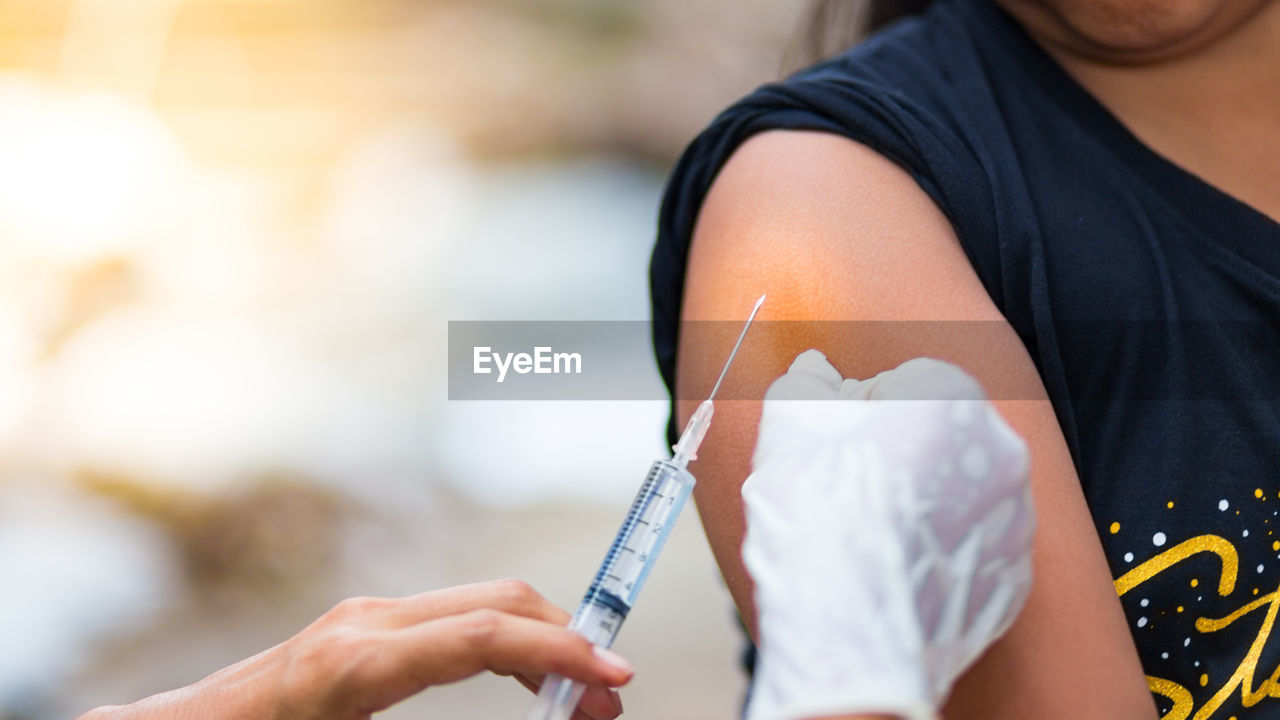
[582,459,695,609]
[522,675,588,720]
[521,459,696,720]
[520,603,622,720]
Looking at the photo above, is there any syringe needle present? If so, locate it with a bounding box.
[521,294,767,720]
[708,293,766,401]
[671,294,765,466]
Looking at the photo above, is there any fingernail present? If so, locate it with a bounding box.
[593,646,633,675]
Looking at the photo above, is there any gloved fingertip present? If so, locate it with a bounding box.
[870,357,987,401]
[763,349,844,402]
[787,349,842,387]
[837,377,873,400]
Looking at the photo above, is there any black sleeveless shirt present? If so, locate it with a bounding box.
[649,0,1280,716]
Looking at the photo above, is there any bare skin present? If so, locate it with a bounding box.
[76,580,632,720]
[677,2,1280,717]
[677,131,1156,719]
[1000,0,1280,222]
[71,576,887,720]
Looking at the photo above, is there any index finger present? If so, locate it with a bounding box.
[347,609,632,716]
[357,579,573,630]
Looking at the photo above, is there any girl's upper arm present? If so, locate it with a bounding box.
[675,129,1156,719]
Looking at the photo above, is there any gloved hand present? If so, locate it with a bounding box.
[742,350,1034,720]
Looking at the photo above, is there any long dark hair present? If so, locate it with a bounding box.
[785,0,934,71]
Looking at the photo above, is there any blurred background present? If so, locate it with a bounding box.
[0,0,808,717]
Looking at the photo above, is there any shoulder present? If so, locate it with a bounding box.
[655,1,1009,291]
[652,0,1033,402]
[686,129,1002,325]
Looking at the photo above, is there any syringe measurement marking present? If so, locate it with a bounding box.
[581,461,693,625]
[524,297,761,720]
[584,466,666,599]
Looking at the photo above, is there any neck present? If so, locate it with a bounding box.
[1008,1,1280,222]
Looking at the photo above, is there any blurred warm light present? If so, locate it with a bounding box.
[0,76,186,260]
[35,310,325,492]
[0,308,36,440]
[0,0,793,716]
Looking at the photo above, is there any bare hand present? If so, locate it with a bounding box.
[79,580,633,720]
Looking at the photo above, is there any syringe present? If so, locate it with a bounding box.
[521,294,765,720]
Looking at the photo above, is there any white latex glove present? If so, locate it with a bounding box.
[743,351,1034,720]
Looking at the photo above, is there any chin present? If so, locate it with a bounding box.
[1001,0,1268,61]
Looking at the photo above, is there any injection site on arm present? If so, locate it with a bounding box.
[674,130,1155,719]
